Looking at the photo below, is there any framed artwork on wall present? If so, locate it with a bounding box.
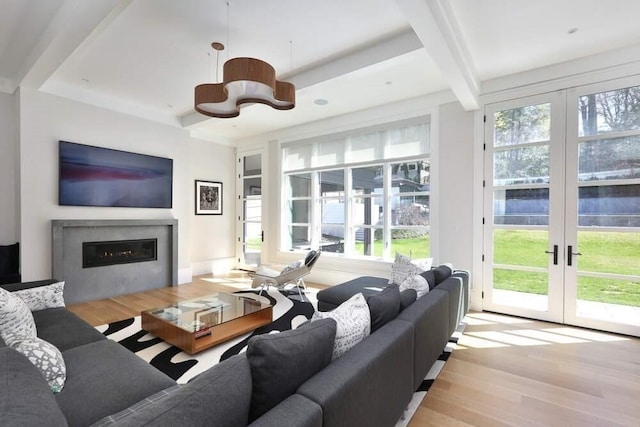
[195,180,223,215]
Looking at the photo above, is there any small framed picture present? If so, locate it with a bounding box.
[195,180,222,215]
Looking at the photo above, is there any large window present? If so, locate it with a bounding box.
[281,120,431,260]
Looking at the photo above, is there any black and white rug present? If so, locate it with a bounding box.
[96,288,315,384]
[96,288,464,426]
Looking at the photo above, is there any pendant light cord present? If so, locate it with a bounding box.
[226,1,230,61]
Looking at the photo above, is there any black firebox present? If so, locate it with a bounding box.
[82,239,157,268]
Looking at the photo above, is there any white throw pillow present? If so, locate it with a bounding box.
[399,274,430,298]
[281,259,304,274]
[14,281,66,311]
[6,333,66,393]
[0,287,37,343]
[312,293,370,360]
[389,253,426,285]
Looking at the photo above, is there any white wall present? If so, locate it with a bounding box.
[17,88,235,282]
[435,101,477,306]
[0,92,18,244]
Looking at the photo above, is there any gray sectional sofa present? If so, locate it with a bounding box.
[0,267,469,427]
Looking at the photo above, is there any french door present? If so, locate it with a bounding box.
[236,151,263,269]
[483,78,640,337]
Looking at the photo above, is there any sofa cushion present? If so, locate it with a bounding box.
[14,281,65,311]
[0,286,37,343]
[397,290,450,390]
[312,292,370,360]
[56,340,175,427]
[366,284,400,332]
[6,333,66,393]
[247,318,336,421]
[0,347,68,427]
[101,354,252,427]
[32,308,107,352]
[316,276,389,311]
[297,320,414,427]
[399,289,417,310]
[399,274,430,298]
[432,264,453,284]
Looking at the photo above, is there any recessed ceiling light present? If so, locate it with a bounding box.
[568,27,578,35]
[385,81,392,85]
[314,98,328,106]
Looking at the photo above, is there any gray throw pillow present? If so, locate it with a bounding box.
[399,289,417,310]
[432,264,453,284]
[247,318,336,421]
[366,284,401,332]
[419,269,437,290]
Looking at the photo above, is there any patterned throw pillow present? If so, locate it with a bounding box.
[312,293,370,360]
[281,260,303,274]
[6,334,66,393]
[389,253,426,285]
[14,281,65,311]
[399,274,430,298]
[0,287,37,343]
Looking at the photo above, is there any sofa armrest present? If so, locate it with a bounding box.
[297,319,414,427]
[397,289,449,390]
[249,394,322,427]
[0,279,58,292]
[452,270,470,315]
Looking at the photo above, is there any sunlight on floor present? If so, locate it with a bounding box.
[457,312,630,350]
[200,276,253,289]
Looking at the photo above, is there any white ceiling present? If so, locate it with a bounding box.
[3,0,640,143]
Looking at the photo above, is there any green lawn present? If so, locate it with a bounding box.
[494,230,640,307]
[354,236,430,259]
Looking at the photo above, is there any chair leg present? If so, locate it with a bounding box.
[295,278,305,300]
[258,281,269,297]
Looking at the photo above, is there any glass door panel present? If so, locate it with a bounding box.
[565,82,640,335]
[238,153,262,268]
[484,92,565,322]
[485,81,640,337]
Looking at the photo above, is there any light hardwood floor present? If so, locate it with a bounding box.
[67,273,640,427]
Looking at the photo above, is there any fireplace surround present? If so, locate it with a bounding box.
[52,219,178,304]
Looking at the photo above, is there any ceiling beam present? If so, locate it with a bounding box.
[180,28,424,128]
[19,0,133,91]
[395,0,479,110]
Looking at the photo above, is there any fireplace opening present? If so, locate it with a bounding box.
[83,239,157,268]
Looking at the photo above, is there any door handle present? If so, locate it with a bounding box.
[567,245,582,266]
[545,245,558,265]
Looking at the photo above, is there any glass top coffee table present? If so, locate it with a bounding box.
[141,292,273,354]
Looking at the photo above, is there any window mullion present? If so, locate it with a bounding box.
[312,171,321,248]
[344,168,353,256]
[383,162,392,259]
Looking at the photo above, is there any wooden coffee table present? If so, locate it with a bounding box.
[141,292,273,354]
